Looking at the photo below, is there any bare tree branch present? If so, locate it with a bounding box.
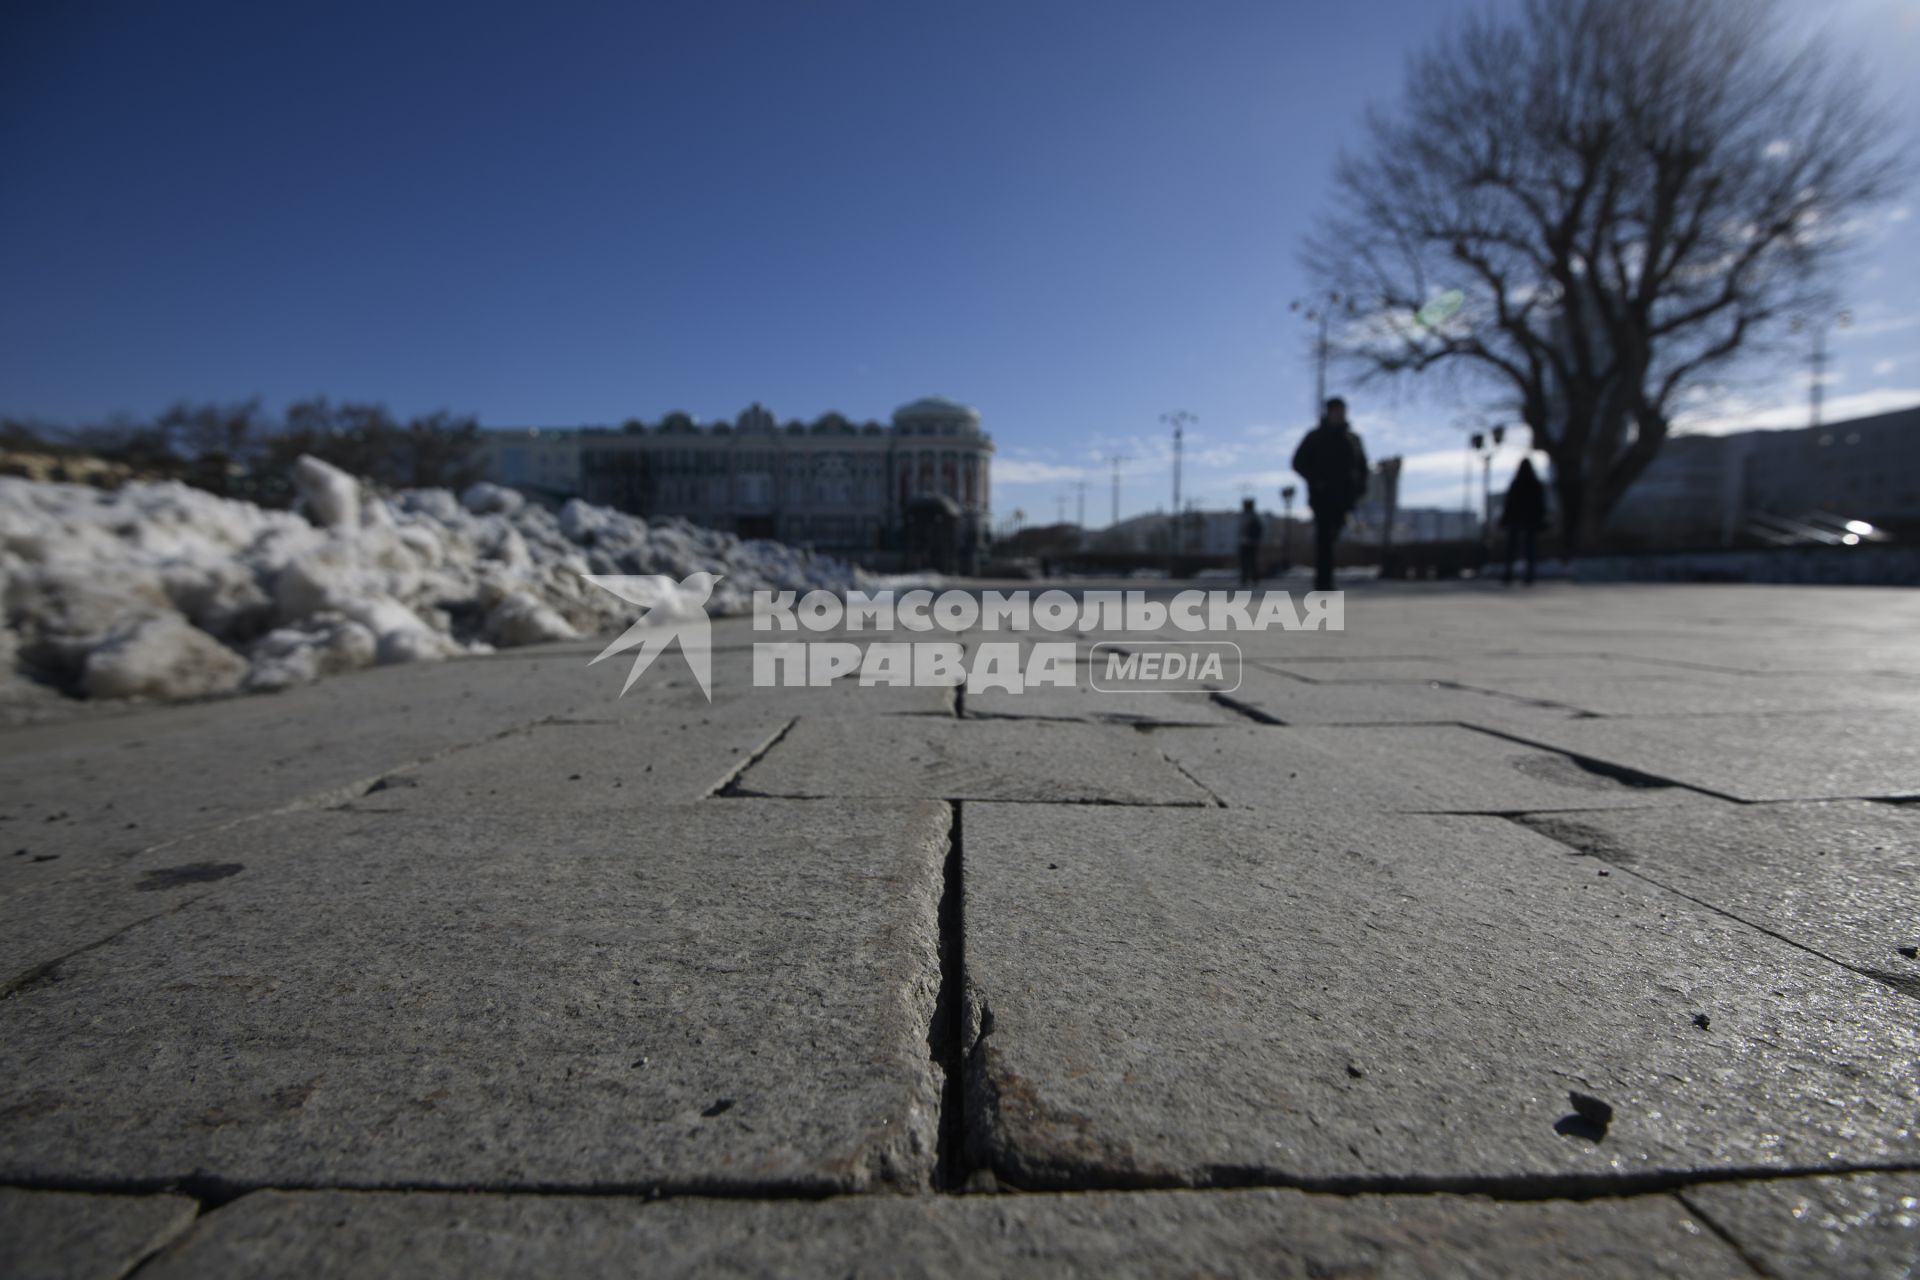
[1300,0,1905,549]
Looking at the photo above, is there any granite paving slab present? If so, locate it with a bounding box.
[960,803,1920,1189]
[1525,800,1920,995]
[1680,1173,1920,1280]
[965,684,1241,726]
[1500,710,1920,802]
[1252,654,1631,684]
[0,655,612,878]
[1208,665,1583,730]
[346,717,791,810]
[0,801,949,1192]
[1156,723,1700,812]
[1440,671,1920,719]
[542,632,956,717]
[736,718,1209,805]
[0,1189,198,1280]
[138,1186,1745,1279]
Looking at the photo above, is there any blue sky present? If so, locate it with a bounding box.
[3,0,1915,518]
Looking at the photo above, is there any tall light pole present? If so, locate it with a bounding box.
[1290,294,1355,417]
[1377,457,1403,576]
[1793,309,1852,430]
[1465,433,1478,523]
[1480,425,1505,538]
[1161,410,1195,565]
[1103,455,1131,527]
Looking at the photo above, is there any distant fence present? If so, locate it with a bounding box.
[991,540,1918,586]
[1571,543,1920,586]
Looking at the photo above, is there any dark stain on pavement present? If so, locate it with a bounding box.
[1511,753,1671,792]
[1519,816,1638,868]
[1859,968,1920,1000]
[136,862,245,891]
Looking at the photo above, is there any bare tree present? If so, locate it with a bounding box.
[1304,0,1903,549]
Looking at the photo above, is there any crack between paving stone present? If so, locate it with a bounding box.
[1,894,214,998]
[1512,815,1920,1002]
[1151,741,1228,808]
[1430,679,1600,716]
[962,1158,1920,1201]
[118,1197,207,1280]
[1207,690,1284,724]
[317,711,595,810]
[928,801,971,1190]
[11,1158,1918,1213]
[715,792,1209,808]
[1667,794,1920,809]
[703,717,797,798]
[939,639,967,719]
[1673,1191,1779,1279]
[708,717,798,798]
[0,1173,853,1208]
[10,1158,1920,1209]
[1397,803,1687,818]
[1450,723,1739,802]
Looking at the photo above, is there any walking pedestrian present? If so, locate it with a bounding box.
[1500,458,1547,586]
[1237,498,1263,587]
[1289,398,1369,592]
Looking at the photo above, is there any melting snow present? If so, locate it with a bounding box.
[1,455,864,705]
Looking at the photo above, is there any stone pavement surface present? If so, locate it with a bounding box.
[1,582,1917,1277]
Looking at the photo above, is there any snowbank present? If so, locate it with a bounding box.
[0,456,864,703]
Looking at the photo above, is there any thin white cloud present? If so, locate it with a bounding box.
[994,459,1091,484]
[1677,386,1920,434]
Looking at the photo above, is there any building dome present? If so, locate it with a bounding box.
[892,397,982,435]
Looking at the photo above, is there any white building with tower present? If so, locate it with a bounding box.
[478,396,993,564]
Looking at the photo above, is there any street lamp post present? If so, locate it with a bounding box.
[1289,294,1354,417]
[1376,456,1403,578]
[1160,410,1196,572]
[1480,425,1505,538]
[1792,309,1853,430]
[1103,455,1130,528]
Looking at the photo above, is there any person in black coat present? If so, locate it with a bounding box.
[1290,397,1369,592]
[1236,498,1263,587]
[1500,458,1548,585]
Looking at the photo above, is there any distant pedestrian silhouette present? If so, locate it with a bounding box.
[1237,498,1263,587]
[1290,398,1369,592]
[1500,459,1547,586]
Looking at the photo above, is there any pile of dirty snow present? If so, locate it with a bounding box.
[0,455,863,705]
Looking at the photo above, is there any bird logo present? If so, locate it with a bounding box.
[580,572,722,700]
